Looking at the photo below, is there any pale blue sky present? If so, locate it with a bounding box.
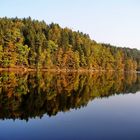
[0,0,140,49]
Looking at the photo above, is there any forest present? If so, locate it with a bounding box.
[0,17,140,71]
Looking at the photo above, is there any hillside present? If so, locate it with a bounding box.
[0,17,140,71]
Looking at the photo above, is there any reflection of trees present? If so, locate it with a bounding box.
[0,72,140,121]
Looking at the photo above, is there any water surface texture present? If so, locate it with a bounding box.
[0,72,140,140]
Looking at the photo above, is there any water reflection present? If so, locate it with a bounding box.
[0,72,140,121]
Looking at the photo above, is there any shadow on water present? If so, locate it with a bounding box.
[0,71,140,121]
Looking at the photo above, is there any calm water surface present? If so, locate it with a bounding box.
[0,72,140,140]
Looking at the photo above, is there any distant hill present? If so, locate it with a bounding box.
[0,17,140,71]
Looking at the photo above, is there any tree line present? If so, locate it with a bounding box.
[0,17,140,70]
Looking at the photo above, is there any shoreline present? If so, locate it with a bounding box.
[0,67,139,73]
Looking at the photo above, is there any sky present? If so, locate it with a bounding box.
[0,0,140,49]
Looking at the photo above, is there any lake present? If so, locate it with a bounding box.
[0,71,140,140]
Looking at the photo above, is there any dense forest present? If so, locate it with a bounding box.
[0,72,140,120]
[0,17,140,71]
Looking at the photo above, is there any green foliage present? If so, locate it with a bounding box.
[16,44,30,66]
[0,17,139,70]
